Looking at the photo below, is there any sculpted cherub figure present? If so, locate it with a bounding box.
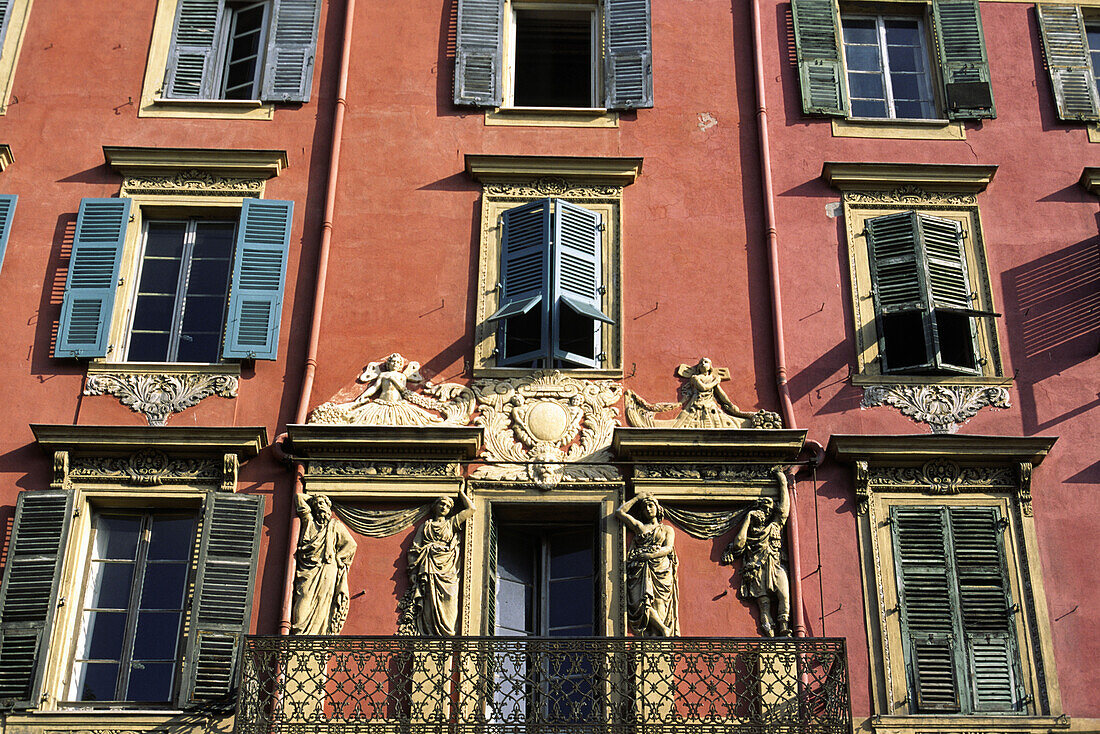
[347,352,438,426]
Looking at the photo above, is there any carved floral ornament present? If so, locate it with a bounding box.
[51,449,238,491]
[84,370,239,427]
[861,383,1010,434]
[852,457,1031,516]
[120,168,266,197]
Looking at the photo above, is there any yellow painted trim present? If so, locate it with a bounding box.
[831,118,965,140]
[828,433,1057,465]
[138,0,275,120]
[1,712,229,733]
[104,146,288,178]
[31,423,267,457]
[486,107,619,127]
[0,0,32,116]
[0,143,11,171]
[466,154,643,185]
[866,715,1071,733]
[823,161,997,192]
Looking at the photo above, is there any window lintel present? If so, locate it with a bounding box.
[31,424,268,460]
[613,427,807,464]
[823,162,997,193]
[829,434,1056,467]
[466,154,643,187]
[104,146,288,180]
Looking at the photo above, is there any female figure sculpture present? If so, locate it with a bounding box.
[674,357,757,428]
[404,491,476,636]
[349,352,438,426]
[292,493,358,635]
[616,493,679,637]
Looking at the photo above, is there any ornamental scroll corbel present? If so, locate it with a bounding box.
[52,451,71,491]
[854,460,870,515]
[1018,461,1033,517]
[222,453,239,492]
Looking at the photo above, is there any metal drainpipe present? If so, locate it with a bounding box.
[277,0,357,636]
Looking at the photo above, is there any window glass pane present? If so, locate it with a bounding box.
[176,332,222,363]
[890,74,923,101]
[884,19,921,45]
[549,530,593,579]
[140,562,189,609]
[127,332,172,363]
[850,98,888,117]
[133,611,185,659]
[192,222,236,258]
[187,258,233,296]
[149,517,196,560]
[144,223,186,258]
[131,295,176,332]
[845,44,882,72]
[181,294,228,330]
[79,610,127,659]
[87,562,135,610]
[548,577,594,630]
[126,662,175,702]
[75,662,119,701]
[137,258,183,296]
[887,44,924,73]
[222,2,266,99]
[893,100,930,119]
[842,17,878,44]
[849,72,886,100]
[94,517,141,560]
[513,9,593,107]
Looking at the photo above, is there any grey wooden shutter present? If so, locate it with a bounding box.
[0,491,74,709]
[0,195,16,275]
[55,198,131,358]
[791,0,846,116]
[222,199,293,360]
[551,199,611,368]
[260,0,321,102]
[1037,4,1100,121]
[178,491,264,708]
[932,0,995,119]
[163,0,225,99]
[490,199,551,366]
[603,0,653,109]
[454,0,504,106]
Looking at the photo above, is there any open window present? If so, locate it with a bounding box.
[1036,4,1100,123]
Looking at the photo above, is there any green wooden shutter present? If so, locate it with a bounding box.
[222,199,293,360]
[260,0,321,103]
[552,199,611,368]
[0,195,17,275]
[55,198,131,358]
[932,0,995,119]
[454,0,504,106]
[178,491,264,708]
[163,0,225,99]
[603,0,653,109]
[866,212,935,373]
[791,0,846,116]
[1037,4,1100,121]
[0,491,74,709]
[491,199,551,366]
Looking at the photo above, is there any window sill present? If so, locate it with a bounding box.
[1086,124,1100,144]
[472,366,623,379]
[851,373,1010,387]
[832,117,965,140]
[867,714,1070,734]
[140,97,274,120]
[88,362,242,377]
[486,106,619,128]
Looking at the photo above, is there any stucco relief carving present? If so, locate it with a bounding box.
[842,186,976,206]
[120,169,265,197]
[634,464,774,482]
[854,459,1019,514]
[63,450,223,487]
[484,178,620,199]
[306,461,458,478]
[626,358,782,429]
[84,371,238,427]
[292,494,357,635]
[861,383,1010,433]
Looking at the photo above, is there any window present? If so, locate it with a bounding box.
[0,0,31,116]
[454,0,653,110]
[1036,4,1100,123]
[0,193,17,275]
[792,0,994,120]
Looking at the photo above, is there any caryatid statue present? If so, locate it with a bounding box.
[616,493,680,637]
[292,493,358,635]
[404,491,475,636]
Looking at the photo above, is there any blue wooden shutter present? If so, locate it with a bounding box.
[791,0,846,116]
[0,1,13,62]
[932,0,995,119]
[552,199,611,368]
[163,0,225,99]
[603,0,653,109]
[178,491,264,708]
[0,195,17,275]
[491,199,551,366]
[1036,4,1100,121]
[0,491,74,709]
[454,0,504,106]
[260,0,321,102]
[223,199,293,360]
[55,198,131,358]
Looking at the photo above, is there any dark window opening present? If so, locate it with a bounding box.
[221,2,268,99]
[881,311,929,370]
[513,9,594,107]
[503,307,544,368]
[935,310,976,371]
[556,303,598,365]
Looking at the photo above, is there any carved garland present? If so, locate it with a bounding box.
[305,461,458,478]
[120,169,265,197]
[51,449,237,490]
[483,177,622,200]
[84,371,239,427]
[852,458,1028,516]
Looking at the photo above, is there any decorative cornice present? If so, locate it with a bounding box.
[633,464,776,482]
[842,187,976,206]
[861,383,1010,433]
[828,434,1057,466]
[822,162,997,193]
[84,369,239,426]
[0,144,12,172]
[103,146,288,178]
[305,461,458,478]
[465,155,643,186]
[31,424,268,457]
[120,169,266,197]
[613,428,807,463]
[286,425,483,462]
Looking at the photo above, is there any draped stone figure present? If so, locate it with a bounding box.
[616,493,679,637]
[292,493,358,635]
[722,469,791,637]
[402,492,475,636]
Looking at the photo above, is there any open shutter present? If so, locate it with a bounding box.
[486,519,498,633]
[603,0,653,109]
[0,195,16,275]
[163,0,225,99]
[1037,4,1100,121]
[552,200,611,368]
[0,1,13,61]
[55,198,131,358]
[454,0,504,106]
[260,0,321,102]
[791,0,846,116]
[223,199,292,360]
[917,214,983,374]
[932,0,995,119]
[866,212,935,373]
[491,199,551,366]
[178,491,263,708]
[0,491,73,709]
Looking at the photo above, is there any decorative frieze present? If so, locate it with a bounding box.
[853,457,1018,515]
[305,461,458,478]
[84,370,238,427]
[861,383,1010,433]
[120,169,266,197]
[61,450,223,488]
[843,186,976,206]
[483,178,621,199]
[633,464,775,482]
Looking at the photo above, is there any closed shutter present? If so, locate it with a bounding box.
[222,199,293,360]
[55,198,131,358]
[0,491,74,709]
[603,0,653,109]
[0,194,16,275]
[791,0,846,116]
[491,199,551,366]
[260,0,321,102]
[454,0,504,106]
[1036,4,1100,121]
[178,491,264,708]
[163,0,225,99]
[932,0,995,119]
[552,200,611,368]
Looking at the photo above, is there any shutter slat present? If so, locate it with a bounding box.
[603,0,653,109]
[494,199,551,366]
[164,0,224,99]
[260,0,321,102]
[552,200,610,367]
[1037,4,1100,120]
[867,212,926,311]
[792,0,846,115]
[0,195,17,275]
[932,0,995,118]
[454,0,504,106]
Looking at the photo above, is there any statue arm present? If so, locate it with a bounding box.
[453,490,476,526]
[295,493,311,519]
[615,496,645,534]
[775,469,790,524]
[648,524,675,559]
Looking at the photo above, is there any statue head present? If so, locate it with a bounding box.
[754,496,775,522]
[385,353,406,371]
[638,493,664,522]
[434,496,454,517]
[311,495,333,522]
[696,357,713,374]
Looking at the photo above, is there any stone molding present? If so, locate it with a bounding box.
[465,154,643,187]
[84,368,239,426]
[822,161,997,193]
[861,383,1010,433]
[120,169,265,197]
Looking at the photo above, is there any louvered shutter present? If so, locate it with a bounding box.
[260,0,321,102]
[163,0,225,99]
[178,491,264,708]
[1037,4,1100,121]
[55,198,131,358]
[791,0,846,116]
[486,520,498,632]
[603,0,653,109]
[0,195,16,275]
[0,1,13,62]
[222,199,293,360]
[552,200,611,367]
[491,199,551,366]
[454,0,504,106]
[0,491,73,709]
[932,0,995,119]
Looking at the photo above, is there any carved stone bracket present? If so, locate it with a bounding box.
[84,370,239,426]
[861,384,1010,433]
[1018,461,1034,517]
[853,460,870,515]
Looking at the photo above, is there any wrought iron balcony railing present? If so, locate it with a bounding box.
[235,635,851,734]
